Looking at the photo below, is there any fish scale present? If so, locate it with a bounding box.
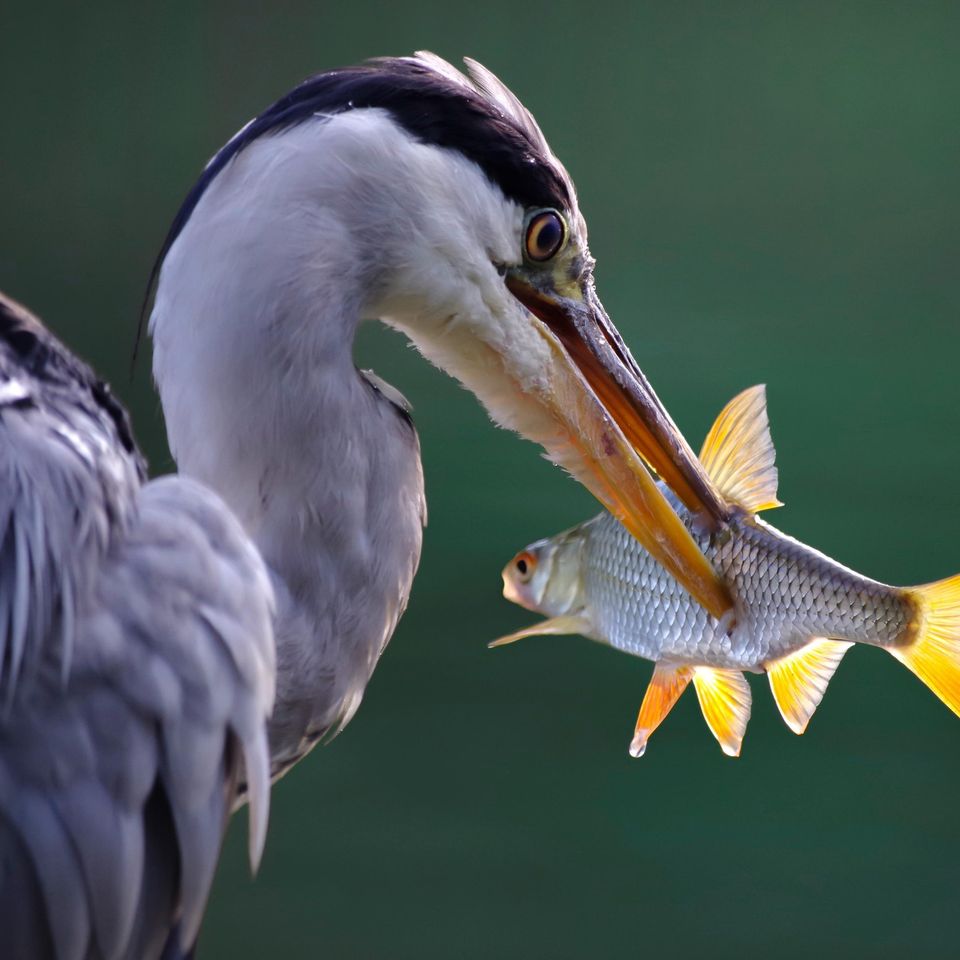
[580,506,912,671]
[495,385,960,757]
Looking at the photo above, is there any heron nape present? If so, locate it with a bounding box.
[0,53,733,958]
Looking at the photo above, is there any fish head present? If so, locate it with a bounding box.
[501,528,586,617]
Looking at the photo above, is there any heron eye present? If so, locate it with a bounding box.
[524,211,566,262]
[514,551,537,582]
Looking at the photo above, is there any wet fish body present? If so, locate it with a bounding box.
[495,386,960,757]
[571,506,911,670]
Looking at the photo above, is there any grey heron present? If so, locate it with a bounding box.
[1,53,734,958]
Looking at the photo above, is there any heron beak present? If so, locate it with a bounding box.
[506,270,733,620]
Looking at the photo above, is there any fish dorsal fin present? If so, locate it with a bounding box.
[766,638,853,734]
[699,384,782,513]
[488,615,589,648]
[630,663,693,757]
[692,668,752,756]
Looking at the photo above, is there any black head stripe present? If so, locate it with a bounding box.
[154,61,567,276]
[134,58,572,366]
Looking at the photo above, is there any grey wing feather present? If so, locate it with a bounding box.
[0,298,142,704]
[0,293,275,960]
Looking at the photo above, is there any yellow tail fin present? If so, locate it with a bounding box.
[892,575,960,717]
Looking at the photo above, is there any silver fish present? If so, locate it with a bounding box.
[493,386,960,757]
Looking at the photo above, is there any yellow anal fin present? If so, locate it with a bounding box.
[766,638,853,735]
[894,574,960,717]
[698,384,782,514]
[488,615,588,649]
[692,668,752,756]
[629,663,692,758]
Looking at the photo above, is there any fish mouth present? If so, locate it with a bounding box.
[501,567,534,610]
[506,270,732,620]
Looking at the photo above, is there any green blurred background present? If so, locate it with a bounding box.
[3,2,959,956]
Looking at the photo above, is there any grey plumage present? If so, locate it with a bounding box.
[0,294,275,959]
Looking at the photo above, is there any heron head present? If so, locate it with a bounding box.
[149,53,731,618]
[365,55,730,616]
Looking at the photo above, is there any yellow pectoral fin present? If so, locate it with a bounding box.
[692,668,752,757]
[766,638,853,735]
[488,615,588,648]
[630,663,692,758]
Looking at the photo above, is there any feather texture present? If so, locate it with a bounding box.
[0,293,274,960]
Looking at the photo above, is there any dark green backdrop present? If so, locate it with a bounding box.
[3,2,959,957]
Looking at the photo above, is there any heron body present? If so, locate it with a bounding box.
[0,295,274,959]
[3,53,734,957]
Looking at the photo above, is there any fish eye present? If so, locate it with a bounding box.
[514,551,537,583]
[524,210,566,262]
